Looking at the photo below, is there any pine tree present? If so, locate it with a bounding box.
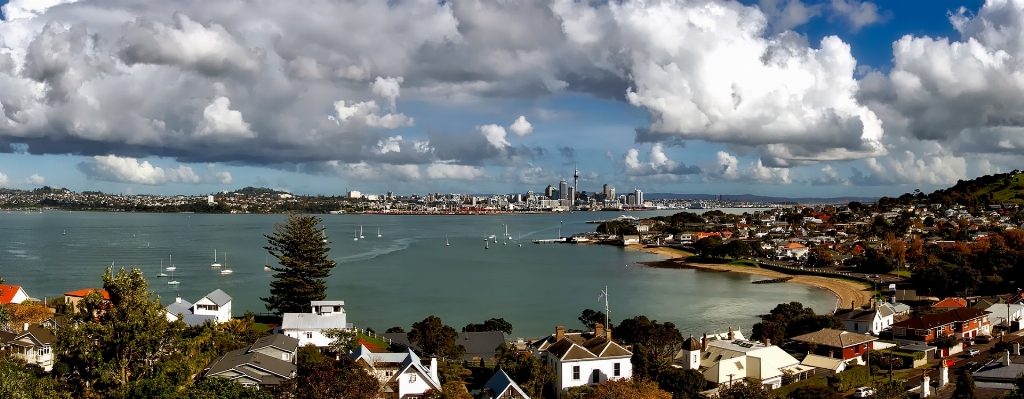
[952,369,979,399]
[261,213,337,315]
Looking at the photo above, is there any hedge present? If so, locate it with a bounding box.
[868,350,925,369]
[826,365,871,392]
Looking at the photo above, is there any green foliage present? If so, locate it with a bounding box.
[579,309,611,330]
[655,367,706,399]
[806,246,834,268]
[493,344,553,398]
[934,333,962,349]
[873,380,910,399]
[278,355,381,399]
[262,213,337,315]
[565,384,597,399]
[0,304,10,332]
[1005,373,1024,399]
[784,315,845,338]
[462,318,513,334]
[692,237,723,258]
[323,328,360,354]
[179,378,273,399]
[409,315,466,361]
[0,356,73,399]
[615,316,683,362]
[597,220,638,235]
[752,302,841,345]
[825,366,870,392]
[786,385,840,399]
[952,369,979,399]
[386,326,405,333]
[717,379,779,399]
[868,350,924,370]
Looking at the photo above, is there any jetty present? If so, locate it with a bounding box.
[752,277,793,284]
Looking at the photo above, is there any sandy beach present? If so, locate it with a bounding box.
[630,245,871,308]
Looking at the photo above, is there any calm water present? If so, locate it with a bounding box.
[0,209,834,338]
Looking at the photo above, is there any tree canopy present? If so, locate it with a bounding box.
[462,318,513,334]
[409,315,466,361]
[262,213,337,315]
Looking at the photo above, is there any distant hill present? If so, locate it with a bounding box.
[228,187,292,196]
[908,171,1024,206]
[643,193,878,203]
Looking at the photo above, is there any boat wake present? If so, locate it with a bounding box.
[335,237,416,264]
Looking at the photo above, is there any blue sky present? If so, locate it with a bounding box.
[0,0,1018,197]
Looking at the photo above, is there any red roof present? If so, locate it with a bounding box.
[783,242,806,249]
[892,308,990,330]
[64,288,111,300]
[931,298,968,309]
[0,284,25,304]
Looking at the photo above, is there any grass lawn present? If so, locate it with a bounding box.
[252,323,272,333]
[726,260,758,267]
[359,333,391,351]
[891,270,912,278]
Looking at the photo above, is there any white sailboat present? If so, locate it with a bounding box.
[263,255,271,271]
[485,240,489,250]
[446,235,450,246]
[518,233,522,248]
[359,225,364,239]
[157,259,168,277]
[166,255,176,272]
[220,253,233,274]
[167,261,179,285]
[354,231,359,241]
[211,249,221,267]
[377,227,381,238]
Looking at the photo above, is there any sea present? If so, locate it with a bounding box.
[0,209,835,338]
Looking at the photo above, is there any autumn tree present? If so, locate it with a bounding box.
[493,343,553,398]
[5,303,53,331]
[586,378,672,399]
[806,246,834,268]
[262,213,337,315]
[409,315,466,361]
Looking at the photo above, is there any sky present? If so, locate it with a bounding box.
[0,0,1018,197]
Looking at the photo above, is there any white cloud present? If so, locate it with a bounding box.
[25,173,45,185]
[830,0,887,31]
[326,161,422,181]
[425,163,485,180]
[76,155,232,185]
[509,116,533,136]
[119,13,260,75]
[196,96,255,139]
[759,0,822,32]
[622,143,701,176]
[0,172,9,187]
[851,151,967,186]
[330,100,413,129]
[371,76,404,111]
[703,151,791,184]
[812,164,849,186]
[500,165,556,185]
[478,124,510,149]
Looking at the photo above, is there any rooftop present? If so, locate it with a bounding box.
[891,308,991,330]
[789,329,877,348]
[64,288,110,300]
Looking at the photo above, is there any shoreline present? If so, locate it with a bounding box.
[629,245,870,309]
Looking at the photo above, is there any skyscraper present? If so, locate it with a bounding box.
[634,188,643,206]
[573,162,579,204]
[559,180,568,201]
[545,185,555,199]
[603,184,610,198]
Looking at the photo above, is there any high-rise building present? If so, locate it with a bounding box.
[573,163,579,204]
[634,188,643,206]
[545,185,555,199]
[603,184,610,198]
[609,188,616,202]
[559,180,568,201]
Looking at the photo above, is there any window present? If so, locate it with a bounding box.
[592,369,600,384]
[306,332,313,339]
[854,323,858,331]
[573,366,580,380]
[614,363,621,377]
[410,374,417,383]
[916,329,928,336]
[37,347,50,356]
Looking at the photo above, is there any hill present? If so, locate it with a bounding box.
[643,193,878,203]
[897,170,1024,206]
[229,186,291,196]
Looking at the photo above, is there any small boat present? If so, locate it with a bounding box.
[518,234,522,248]
[211,249,221,267]
[157,259,168,278]
[354,231,358,241]
[220,253,233,274]
[263,255,271,271]
[167,266,179,285]
[446,235,450,246]
[377,227,381,238]
[359,225,364,239]
[323,225,328,243]
[166,255,176,272]
[485,241,489,250]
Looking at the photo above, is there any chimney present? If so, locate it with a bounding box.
[702,332,708,351]
[23,323,29,332]
[765,338,771,347]
[594,322,604,338]
[1003,350,1012,366]
[429,357,438,383]
[556,326,565,341]
[851,300,855,309]
[1013,342,1021,356]
[728,327,735,340]
[175,294,181,303]
[606,328,612,342]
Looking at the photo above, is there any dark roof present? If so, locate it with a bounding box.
[682,335,702,351]
[203,289,232,306]
[250,334,299,353]
[833,308,878,322]
[384,331,505,362]
[891,308,991,330]
[535,331,632,360]
[480,369,528,399]
[205,348,296,385]
[789,329,877,348]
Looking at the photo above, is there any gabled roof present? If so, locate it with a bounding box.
[0,284,26,304]
[535,331,632,361]
[205,348,296,385]
[892,308,991,330]
[12,325,56,346]
[64,288,110,300]
[931,297,968,309]
[249,334,299,353]
[482,369,529,399]
[394,348,442,390]
[782,242,806,249]
[833,308,879,322]
[203,289,232,306]
[166,299,193,317]
[790,329,877,349]
[800,353,845,370]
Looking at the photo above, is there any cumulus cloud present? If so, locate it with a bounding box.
[196,96,255,139]
[759,0,822,33]
[371,76,404,111]
[425,163,485,180]
[703,151,791,184]
[850,151,967,186]
[622,143,702,176]
[812,164,849,186]
[830,0,888,31]
[318,161,484,181]
[330,100,413,129]
[479,124,510,149]
[118,13,260,76]
[25,173,45,186]
[509,116,533,136]
[76,155,232,185]
[0,171,10,187]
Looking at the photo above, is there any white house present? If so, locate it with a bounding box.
[533,324,632,397]
[833,305,896,335]
[985,303,1024,329]
[478,369,530,399]
[280,300,351,347]
[673,333,809,389]
[192,289,233,323]
[0,323,56,371]
[350,344,442,398]
[0,284,30,305]
[776,242,809,259]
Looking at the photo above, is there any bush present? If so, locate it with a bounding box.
[827,366,871,392]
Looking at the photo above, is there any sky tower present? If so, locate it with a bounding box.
[573,161,579,204]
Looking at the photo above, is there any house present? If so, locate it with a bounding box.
[0,284,30,304]
[64,288,110,313]
[386,331,506,365]
[279,300,351,347]
[799,353,847,376]
[0,322,56,371]
[789,329,877,364]
[477,369,530,399]
[890,308,992,345]
[164,290,233,325]
[931,297,968,309]
[777,242,808,259]
[985,303,1024,331]
[832,305,895,335]
[620,235,640,245]
[673,333,810,389]
[973,351,1024,391]
[350,344,442,398]
[204,334,300,387]
[533,324,632,397]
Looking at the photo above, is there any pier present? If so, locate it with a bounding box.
[752,277,793,284]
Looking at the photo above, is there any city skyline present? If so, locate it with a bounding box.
[0,0,1017,198]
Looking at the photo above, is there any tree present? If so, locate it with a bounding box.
[1005,372,1024,399]
[751,302,817,345]
[54,267,185,397]
[5,303,53,331]
[385,326,405,333]
[693,237,723,258]
[282,354,381,399]
[615,316,683,362]
[806,246,834,268]
[717,379,778,399]
[180,378,273,399]
[0,355,73,399]
[787,386,841,399]
[462,318,513,334]
[493,344,553,398]
[323,328,360,354]
[262,213,337,315]
[872,380,910,399]
[934,333,962,349]
[408,316,465,361]
[656,367,706,399]
[579,309,611,330]
[784,315,845,338]
[951,369,978,399]
[586,378,672,399]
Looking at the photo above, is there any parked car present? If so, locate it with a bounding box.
[964,361,980,372]
[966,349,981,357]
[854,386,875,397]
[975,335,992,343]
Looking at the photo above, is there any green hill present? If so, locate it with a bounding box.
[900,170,1024,206]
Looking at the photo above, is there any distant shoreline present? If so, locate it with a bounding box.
[628,245,870,309]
